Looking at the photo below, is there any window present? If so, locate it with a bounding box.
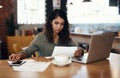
[17,0,45,24]
[66,0,120,24]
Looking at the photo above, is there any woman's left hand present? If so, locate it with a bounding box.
[74,48,84,58]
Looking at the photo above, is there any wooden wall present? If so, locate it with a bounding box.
[0,0,17,35]
[0,0,17,59]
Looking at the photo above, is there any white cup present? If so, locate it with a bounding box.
[54,55,71,64]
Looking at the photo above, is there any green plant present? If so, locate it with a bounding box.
[5,13,16,36]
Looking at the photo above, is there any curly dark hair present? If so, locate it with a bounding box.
[43,9,71,45]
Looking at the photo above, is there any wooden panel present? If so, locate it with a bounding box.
[0,0,17,58]
[0,0,17,35]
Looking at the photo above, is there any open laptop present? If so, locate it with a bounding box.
[72,33,114,64]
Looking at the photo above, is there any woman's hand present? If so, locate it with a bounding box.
[74,48,84,58]
[9,53,25,62]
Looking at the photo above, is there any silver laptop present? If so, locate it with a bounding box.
[72,33,114,64]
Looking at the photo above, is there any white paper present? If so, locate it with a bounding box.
[52,46,77,57]
[22,46,28,50]
[10,59,51,72]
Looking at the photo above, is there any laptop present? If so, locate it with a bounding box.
[72,33,114,64]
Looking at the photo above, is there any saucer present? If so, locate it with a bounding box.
[51,59,72,66]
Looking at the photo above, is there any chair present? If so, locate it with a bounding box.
[7,36,38,57]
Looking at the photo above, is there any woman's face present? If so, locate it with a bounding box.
[51,16,64,34]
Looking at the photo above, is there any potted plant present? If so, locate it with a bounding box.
[5,13,17,36]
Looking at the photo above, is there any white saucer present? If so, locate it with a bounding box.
[51,59,72,66]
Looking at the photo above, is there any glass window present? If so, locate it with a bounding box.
[66,0,119,24]
[17,0,45,24]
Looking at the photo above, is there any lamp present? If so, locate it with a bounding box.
[83,0,92,2]
[0,5,3,8]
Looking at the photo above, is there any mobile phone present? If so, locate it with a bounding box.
[8,60,26,66]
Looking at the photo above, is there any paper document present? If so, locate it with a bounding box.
[9,59,51,72]
[52,46,77,57]
[22,46,28,50]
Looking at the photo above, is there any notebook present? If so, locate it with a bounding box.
[72,33,114,64]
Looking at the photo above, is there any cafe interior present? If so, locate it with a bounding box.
[0,0,120,78]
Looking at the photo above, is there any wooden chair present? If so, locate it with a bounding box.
[6,36,38,57]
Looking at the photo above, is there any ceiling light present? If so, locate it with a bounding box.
[0,5,3,8]
[83,0,92,2]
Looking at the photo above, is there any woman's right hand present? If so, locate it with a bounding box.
[9,53,25,62]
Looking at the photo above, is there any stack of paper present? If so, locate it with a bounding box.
[11,59,51,72]
[52,46,77,57]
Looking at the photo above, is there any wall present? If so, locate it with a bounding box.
[0,0,17,59]
[0,0,17,35]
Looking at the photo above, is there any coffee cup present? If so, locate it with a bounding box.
[54,55,71,64]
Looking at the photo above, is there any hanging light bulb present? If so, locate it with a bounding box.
[0,5,3,8]
[83,0,92,2]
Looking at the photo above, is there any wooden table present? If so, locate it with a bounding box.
[0,53,120,78]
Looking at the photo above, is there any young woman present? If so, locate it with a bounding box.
[9,9,84,61]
